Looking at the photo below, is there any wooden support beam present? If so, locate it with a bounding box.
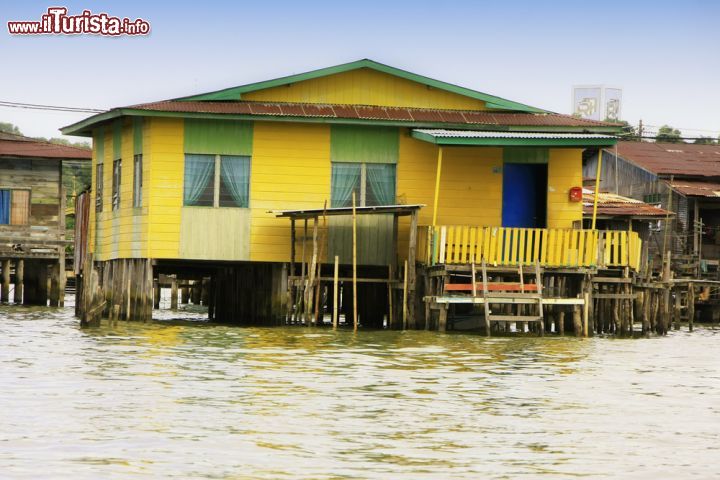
[387,264,394,329]
[170,277,178,310]
[402,260,408,330]
[333,255,339,329]
[1,259,9,302]
[352,192,358,331]
[407,210,418,328]
[14,259,23,304]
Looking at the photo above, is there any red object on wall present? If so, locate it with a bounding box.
[569,186,583,202]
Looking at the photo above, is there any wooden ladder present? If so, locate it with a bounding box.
[481,260,544,336]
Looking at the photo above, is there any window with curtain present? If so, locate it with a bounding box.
[219,156,250,207]
[0,190,30,225]
[184,154,215,206]
[112,159,121,211]
[184,154,250,208]
[95,164,103,212]
[133,154,142,208]
[331,162,395,207]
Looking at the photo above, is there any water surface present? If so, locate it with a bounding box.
[1,303,718,479]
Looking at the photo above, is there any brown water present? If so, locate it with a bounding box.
[1,302,719,479]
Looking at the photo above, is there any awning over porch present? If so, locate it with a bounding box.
[411,129,617,147]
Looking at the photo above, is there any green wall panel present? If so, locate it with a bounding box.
[503,147,549,164]
[95,127,105,163]
[112,120,122,159]
[184,119,253,155]
[330,125,399,164]
[133,117,143,155]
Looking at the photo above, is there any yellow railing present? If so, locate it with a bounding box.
[419,226,642,271]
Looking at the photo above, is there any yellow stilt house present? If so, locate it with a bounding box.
[63,59,636,331]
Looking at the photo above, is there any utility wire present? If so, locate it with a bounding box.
[0,100,104,114]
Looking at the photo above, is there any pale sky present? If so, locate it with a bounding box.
[1,0,719,141]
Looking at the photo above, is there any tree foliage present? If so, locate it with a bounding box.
[694,136,717,145]
[0,121,22,135]
[655,125,683,143]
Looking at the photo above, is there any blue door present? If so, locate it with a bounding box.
[502,163,547,228]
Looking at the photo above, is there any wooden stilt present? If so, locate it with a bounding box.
[1,259,9,303]
[306,216,318,325]
[407,210,418,328]
[333,255,339,329]
[402,260,408,330]
[170,277,178,310]
[14,259,23,304]
[482,260,491,336]
[688,282,695,332]
[387,264,394,329]
[352,192,358,331]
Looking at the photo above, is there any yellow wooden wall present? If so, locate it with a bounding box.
[250,122,331,262]
[243,68,488,111]
[145,118,184,259]
[87,119,582,264]
[547,149,583,229]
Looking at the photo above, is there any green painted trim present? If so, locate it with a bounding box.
[330,125,399,164]
[94,127,105,163]
[184,119,253,155]
[175,59,546,113]
[411,130,617,147]
[112,120,122,159]
[503,147,548,164]
[133,117,143,155]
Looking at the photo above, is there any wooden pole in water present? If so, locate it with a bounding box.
[170,277,178,310]
[688,282,695,332]
[333,255,339,329]
[306,216,318,325]
[14,259,23,304]
[1,259,10,303]
[352,191,358,331]
[387,264,394,329]
[402,260,408,330]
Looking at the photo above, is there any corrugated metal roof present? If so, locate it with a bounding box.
[582,188,672,218]
[669,180,720,197]
[414,129,615,139]
[615,141,720,177]
[0,135,91,160]
[127,100,615,128]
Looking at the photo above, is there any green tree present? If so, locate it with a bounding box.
[0,121,22,135]
[609,119,637,139]
[694,136,717,145]
[655,125,683,143]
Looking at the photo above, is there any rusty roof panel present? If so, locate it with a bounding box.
[669,180,720,197]
[330,105,357,118]
[127,100,618,128]
[301,104,334,117]
[616,141,720,177]
[355,106,390,120]
[248,103,283,115]
[438,111,467,123]
[0,138,91,160]
[278,103,306,116]
[407,109,445,122]
[582,188,671,217]
[384,107,413,121]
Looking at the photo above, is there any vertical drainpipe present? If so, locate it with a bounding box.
[432,146,443,227]
[591,149,603,230]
